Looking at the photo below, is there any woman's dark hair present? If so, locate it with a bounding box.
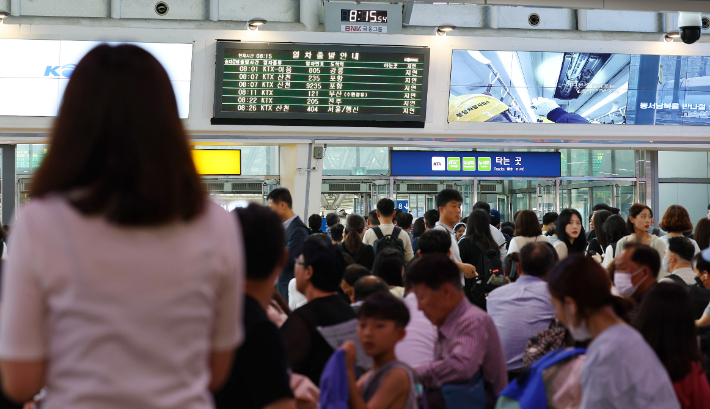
[372,248,405,287]
[633,283,705,382]
[627,203,653,235]
[343,214,366,254]
[603,214,629,248]
[465,209,498,249]
[555,209,587,254]
[548,254,632,319]
[412,218,426,238]
[30,44,204,226]
[592,210,612,250]
[659,205,693,233]
[694,218,710,251]
[514,209,543,237]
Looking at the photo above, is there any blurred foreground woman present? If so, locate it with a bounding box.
[547,255,679,409]
[0,45,245,408]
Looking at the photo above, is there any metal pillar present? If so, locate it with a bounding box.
[1,145,16,225]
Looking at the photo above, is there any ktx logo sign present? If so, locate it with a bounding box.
[432,156,445,171]
[44,64,77,78]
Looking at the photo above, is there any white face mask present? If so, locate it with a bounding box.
[564,301,591,341]
[662,256,670,273]
[614,267,646,298]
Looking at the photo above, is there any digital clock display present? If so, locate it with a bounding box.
[340,9,388,23]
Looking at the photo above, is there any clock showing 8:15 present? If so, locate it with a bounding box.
[340,9,388,23]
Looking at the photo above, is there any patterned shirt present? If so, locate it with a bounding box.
[414,297,507,396]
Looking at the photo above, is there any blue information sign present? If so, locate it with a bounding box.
[396,200,409,212]
[390,151,561,177]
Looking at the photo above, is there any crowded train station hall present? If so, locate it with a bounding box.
[2,0,710,408]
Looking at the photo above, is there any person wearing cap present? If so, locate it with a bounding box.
[473,201,508,262]
[490,209,511,249]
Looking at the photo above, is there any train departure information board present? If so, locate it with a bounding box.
[213,42,430,127]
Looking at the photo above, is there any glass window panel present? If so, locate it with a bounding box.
[613,150,636,177]
[323,147,389,176]
[591,150,612,177]
[659,183,710,228]
[658,151,708,179]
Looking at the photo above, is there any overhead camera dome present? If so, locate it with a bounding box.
[678,12,702,44]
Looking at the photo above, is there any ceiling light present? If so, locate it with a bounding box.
[664,30,680,42]
[0,11,9,24]
[436,25,455,36]
[247,18,267,31]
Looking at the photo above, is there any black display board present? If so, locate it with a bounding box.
[212,42,429,127]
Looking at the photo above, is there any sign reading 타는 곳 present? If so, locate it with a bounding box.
[391,151,561,177]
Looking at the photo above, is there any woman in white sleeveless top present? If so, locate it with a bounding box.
[508,210,548,254]
[0,45,245,409]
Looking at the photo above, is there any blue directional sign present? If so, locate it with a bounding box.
[390,151,561,177]
[396,200,409,212]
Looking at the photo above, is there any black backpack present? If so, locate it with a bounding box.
[464,240,506,311]
[371,227,405,256]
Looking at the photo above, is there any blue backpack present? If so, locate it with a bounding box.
[495,348,586,409]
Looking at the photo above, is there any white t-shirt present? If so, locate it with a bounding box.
[395,293,437,368]
[580,324,679,409]
[362,223,414,262]
[507,235,547,254]
[432,222,463,264]
[660,235,701,256]
[288,277,308,311]
[490,225,508,262]
[0,196,245,409]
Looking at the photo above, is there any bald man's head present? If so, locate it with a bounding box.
[353,276,390,302]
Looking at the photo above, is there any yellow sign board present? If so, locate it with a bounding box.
[192,150,241,175]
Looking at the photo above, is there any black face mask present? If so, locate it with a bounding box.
[696,276,706,288]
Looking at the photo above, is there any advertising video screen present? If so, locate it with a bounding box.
[450,50,710,125]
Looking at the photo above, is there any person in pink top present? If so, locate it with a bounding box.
[0,45,245,409]
[405,254,508,408]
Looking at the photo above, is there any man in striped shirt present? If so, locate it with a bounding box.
[406,253,507,408]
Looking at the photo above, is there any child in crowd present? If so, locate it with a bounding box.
[341,293,418,409]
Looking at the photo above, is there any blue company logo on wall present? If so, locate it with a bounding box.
[44,64,76,78]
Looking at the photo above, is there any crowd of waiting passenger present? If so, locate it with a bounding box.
[0,43,709,409]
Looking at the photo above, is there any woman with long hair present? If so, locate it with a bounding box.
[615,203,667,276]
[411,217,426,254]
[587,210,612,260]
[633,283,710,409]
[694,218,710,252]
[548,255,679,409]
[458,209,500,310]
[601,214,630,269]
[553,209,587,260]
[0,45,244,408]
[659,205,701,256]
[371,248,405,298]
[341,214,375,270]
[507,209,546,254]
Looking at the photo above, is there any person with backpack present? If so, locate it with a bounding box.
[340,214,376,270]
[432,189,476,280]
[362,199,414,263]
[659,237,697,286]
[458,209,503,311]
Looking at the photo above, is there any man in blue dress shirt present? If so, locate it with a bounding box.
[487,241,558,379]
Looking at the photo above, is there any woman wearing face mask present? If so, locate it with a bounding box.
[690,252,710,326]
[616,203,667,277]
[553,209,587,260]
[548,255,680,409]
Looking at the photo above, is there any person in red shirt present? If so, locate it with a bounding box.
[633,282,710,409]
